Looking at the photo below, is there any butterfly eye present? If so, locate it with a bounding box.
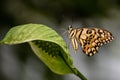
[68,25,73,30]
[86,30,92,34]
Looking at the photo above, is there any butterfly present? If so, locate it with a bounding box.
[68,25,114,56]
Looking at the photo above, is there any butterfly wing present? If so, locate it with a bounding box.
[68,26,81,51]
[71,38,79,51]
[77,28,114,56]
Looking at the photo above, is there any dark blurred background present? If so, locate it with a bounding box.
[0,0,120,80]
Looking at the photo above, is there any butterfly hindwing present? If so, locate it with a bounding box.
[78,28,114,56]
[78,28,98,56]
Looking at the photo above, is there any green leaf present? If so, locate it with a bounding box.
[0,23,87,80]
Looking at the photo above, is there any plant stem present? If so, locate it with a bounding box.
[75,69,87,80]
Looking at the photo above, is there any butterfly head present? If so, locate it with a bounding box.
[68,25,73,31]
[68,25,73,35]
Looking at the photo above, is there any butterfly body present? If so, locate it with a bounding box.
[68,26,114,56]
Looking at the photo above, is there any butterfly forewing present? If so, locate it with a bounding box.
[68,26,114,56]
